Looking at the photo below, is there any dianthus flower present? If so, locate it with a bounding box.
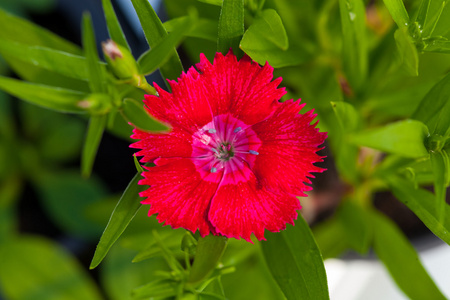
[131,51,327,241]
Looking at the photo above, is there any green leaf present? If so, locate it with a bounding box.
[164,17,218,42]
[81,115,107,178]
[198,0,223,5]
[337,201,372,254]
[382,0,409,29]
[0,8,80,54]
[412,71,450,135]
[385,175,450,245]
[431,150,450,223]
[415,0,431,30]
[0,76,88,113]
[370,209,446,300]
[101,0,131,51]
[131,0,183,81]
[36,172,107,240]
[350,119,429,158]
[331,101,361,133]
[330,101,360,182]
[132,279,178,299]
[339,0,368,88]
[101,245,170,300]
[217,0,244,54]
[188,235,228,285]
[121,98,168,132]
[0,236,103,300]
[82,13,107,93]
[240,9,307,67]
[138,15,196,75]
[90,171,146,269]
[424,39,450,53]
[312,218,348,260]
[394,27,419,76]
[261,215,329,300]
[0,38,105,81]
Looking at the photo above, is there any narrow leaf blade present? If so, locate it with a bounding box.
[90,171,146,269]
[0,38,105,81]
[339,0,368,88]
[371,209,446,300]
[137,15,195,75]
[82,13,107,93]
[0,76,87,113]
[81,115,107,178]
[412,71,450,135]
[217,0,244,54]
[101,0,131,51]
[261,215,329,300]
[385,175,450,245]
[130,0,183,81]
[382,0,409,29]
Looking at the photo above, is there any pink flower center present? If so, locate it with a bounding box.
[191,114,262,181]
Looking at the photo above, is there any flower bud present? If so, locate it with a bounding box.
[77,93,114,115]
[102,40,139,80]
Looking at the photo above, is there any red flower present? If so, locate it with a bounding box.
[131,51,327,241]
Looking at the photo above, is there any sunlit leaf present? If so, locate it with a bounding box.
[370,209,446,300]
[350,119,429,158]
[240,9,308,67]
[382,0,409,29]
[261,215,329,300]
[90,171,146,269]
[217,0,244,54]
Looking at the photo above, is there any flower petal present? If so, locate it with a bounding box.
[143,66,213,133]
[251,100,327,195]
[208,169,301,241]
[139,158,222,236]
[195,51,286,125]
[130,127,192,162]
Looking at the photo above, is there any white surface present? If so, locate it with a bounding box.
[325,242,450,300]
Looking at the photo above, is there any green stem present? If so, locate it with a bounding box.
[186,235,228,285]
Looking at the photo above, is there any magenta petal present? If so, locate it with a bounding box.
[195,51,286,125]
[139,158,222,236]
[209,171,301,242]
[131,52,327,242]
[130,127,192,163]
[252,100,327,195]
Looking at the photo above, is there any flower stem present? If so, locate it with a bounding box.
[186,235,228,285]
